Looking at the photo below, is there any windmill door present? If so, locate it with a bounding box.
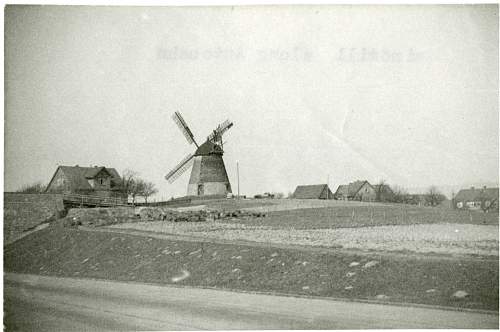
[197,184,204,195]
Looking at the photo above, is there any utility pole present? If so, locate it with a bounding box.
[237,161,240,199]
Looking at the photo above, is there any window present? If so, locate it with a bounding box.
[100,178,104,185]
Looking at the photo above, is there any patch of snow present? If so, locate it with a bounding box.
[363,260,379,269]
[375,294,389,299]
[171,270,190,282]
[452,290,469,299]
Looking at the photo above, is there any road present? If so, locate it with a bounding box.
[4,273,498,331]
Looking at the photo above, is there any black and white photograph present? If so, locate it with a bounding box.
[3,2,499,330]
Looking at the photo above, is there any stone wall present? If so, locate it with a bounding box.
[63,207,137,227]
[62,206,267,228]
[4,193,65,243]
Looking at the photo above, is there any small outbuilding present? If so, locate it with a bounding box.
[292,184,334,199]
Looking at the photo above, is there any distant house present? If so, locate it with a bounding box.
[292,184,334,199]
[453,186,498,212]
[334,180,376,201]
[45,165,126,200]
[372,184,395,202]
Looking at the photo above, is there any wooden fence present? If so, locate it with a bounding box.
[62,194,128,208]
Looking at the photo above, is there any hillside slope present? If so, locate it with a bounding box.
[4,223,498,311]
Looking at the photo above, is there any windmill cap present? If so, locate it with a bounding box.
[195,141,223,156]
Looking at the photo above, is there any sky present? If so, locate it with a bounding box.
[4,4,499,199]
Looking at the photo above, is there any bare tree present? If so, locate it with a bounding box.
[17,181,46,193]
[392,185,409,204]
[121,170,145,204]
[375,179,386,202]
[140,181,158,204]
[121,169,138,197]
[129,178,145,205]
[425,186,446,207]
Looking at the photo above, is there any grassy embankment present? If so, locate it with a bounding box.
[5,223,498,311]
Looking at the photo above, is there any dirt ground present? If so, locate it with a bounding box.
[5,198,498,312]
[109,199,498,257]
[110,221,499,257]
[5,224,499,311]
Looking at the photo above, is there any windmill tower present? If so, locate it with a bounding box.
[165,112,234,197]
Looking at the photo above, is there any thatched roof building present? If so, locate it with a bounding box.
[292,184,334,199]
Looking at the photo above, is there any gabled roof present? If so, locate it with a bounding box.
[335,185,349,196]
[46,165,123,191]
[455,187,499,202]
[335,180,373,197]
[349,181,369,195]
[293,184,332,199]
[84,166,112,179]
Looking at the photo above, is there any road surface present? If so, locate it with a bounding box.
[4,273,498,331]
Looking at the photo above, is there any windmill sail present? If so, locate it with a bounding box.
[172,112,198,147]
[165,153,195,183]
[207,120,233,142]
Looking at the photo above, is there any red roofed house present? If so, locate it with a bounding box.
[45,165,126,201]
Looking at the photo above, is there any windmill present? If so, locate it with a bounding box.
[165,111,234,197]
